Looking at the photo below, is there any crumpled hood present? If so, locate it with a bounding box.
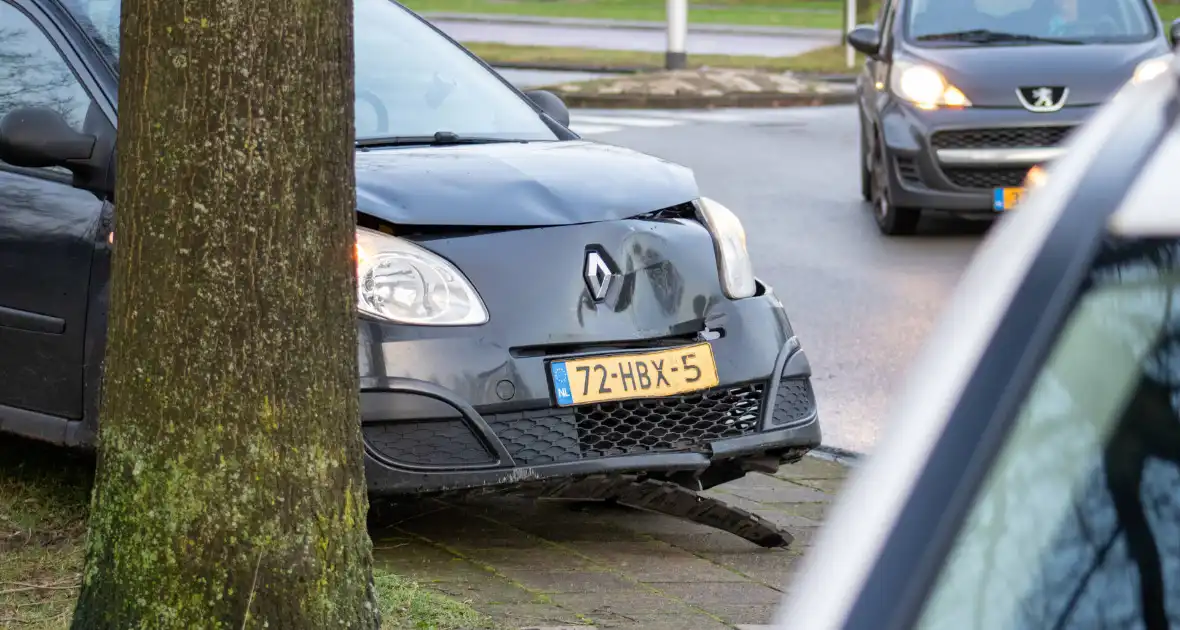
[354,140,700,227]
[901,40,1169,107]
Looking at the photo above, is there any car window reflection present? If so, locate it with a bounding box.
[0,6,92,132]
[57,0,560,142]
[915,237,1180,629]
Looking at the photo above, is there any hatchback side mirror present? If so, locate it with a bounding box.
[0,107,96,170]
[847,25,882,58]
[525,90,570,128]
[1170,18,1180,48]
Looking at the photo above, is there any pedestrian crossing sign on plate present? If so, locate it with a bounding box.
[993,187,1025,212]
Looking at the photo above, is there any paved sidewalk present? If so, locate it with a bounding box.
[369,454,852,629]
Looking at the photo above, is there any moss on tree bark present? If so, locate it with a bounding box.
[70,0,379,627]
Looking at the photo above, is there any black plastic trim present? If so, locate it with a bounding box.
[761,336,806,430]
[0,305,65,334]
[361,378,517,471]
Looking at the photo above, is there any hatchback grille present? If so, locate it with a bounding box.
[943,167,1030,189]
[576,383,764,458]
[486,383,764,465]
[931,126,1074,150]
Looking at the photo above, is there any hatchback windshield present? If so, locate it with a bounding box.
[906,0,1156,44]
[59,0,560,142]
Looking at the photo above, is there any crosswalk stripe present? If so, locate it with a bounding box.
[569,114,684,128]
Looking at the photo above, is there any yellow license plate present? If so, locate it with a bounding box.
[549,342,720,406]
[993,187,1026,211]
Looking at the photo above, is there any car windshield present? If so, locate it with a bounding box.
[906,0,1156,44]
[57,0,560,142]
[914,235,1180,629]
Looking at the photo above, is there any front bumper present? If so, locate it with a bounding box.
[359,288,820,496]
[879,100,1100,214]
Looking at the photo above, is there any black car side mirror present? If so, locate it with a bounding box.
[847,25,882,58]
[1170,18,1180,48]
[525,90,570,128]
[0,107,96,171]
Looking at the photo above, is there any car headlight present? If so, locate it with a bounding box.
[890,60,971,110]
[1131,53,1173,85]
[694,197,756,299]
[1022,164,1048,190]
[355,226,489,325]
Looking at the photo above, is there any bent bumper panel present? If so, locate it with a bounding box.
[362,339,820,495]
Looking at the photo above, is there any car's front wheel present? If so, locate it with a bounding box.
[859,121,872,202]
[870,141,921,236]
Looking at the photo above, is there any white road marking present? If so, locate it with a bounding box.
[569,114,684,127]
[568,123,623,135]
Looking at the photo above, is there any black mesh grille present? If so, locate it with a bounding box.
[364,420,493,466]
[943,167,1029,189]
[770,378,817,427]
[486,410,582,465]
[931,126,1074,150]
[575,383,764,458]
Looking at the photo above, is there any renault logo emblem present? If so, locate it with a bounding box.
[583,247,619,302]
[1016,86,1068,113]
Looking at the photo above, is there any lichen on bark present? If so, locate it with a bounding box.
[70,0,379,627]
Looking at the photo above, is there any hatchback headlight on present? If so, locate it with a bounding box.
[355,227,489,325]
[1131,53,1173,85]
[694,197,756,299]
[890,60,971,110]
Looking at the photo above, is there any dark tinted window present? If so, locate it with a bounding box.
[907,0,1156,43]
[916,236,1180,629]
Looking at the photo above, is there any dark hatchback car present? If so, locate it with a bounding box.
[775,58,1180,628]
[0,0,821,503]
[848,0,1176,235]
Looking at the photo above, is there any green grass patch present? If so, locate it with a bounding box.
[465,41,863,74]
[0,437,495,630]
[404,0,847,29]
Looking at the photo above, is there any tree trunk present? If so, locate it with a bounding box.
[71,0,379,627]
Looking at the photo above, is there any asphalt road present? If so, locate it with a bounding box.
[566,106,986,454]
[429,18,839,56]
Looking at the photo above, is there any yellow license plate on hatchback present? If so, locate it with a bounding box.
[993,187,1025,211]
[549,343,720,406]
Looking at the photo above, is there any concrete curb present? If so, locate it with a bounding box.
[421,11,842,37]
[555,90,857,109]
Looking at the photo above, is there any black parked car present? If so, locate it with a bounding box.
[774,54,1180,629]
[848,0,1177,235]
[0,0,821,511]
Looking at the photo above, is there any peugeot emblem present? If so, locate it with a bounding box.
[1016,86,1069,113]
[583,248,619,302]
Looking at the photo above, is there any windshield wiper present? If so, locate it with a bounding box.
[355,131,525,149]
[916,29,1084,45]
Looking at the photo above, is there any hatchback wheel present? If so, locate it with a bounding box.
[870,143,921,236]
[859,125,872,202]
